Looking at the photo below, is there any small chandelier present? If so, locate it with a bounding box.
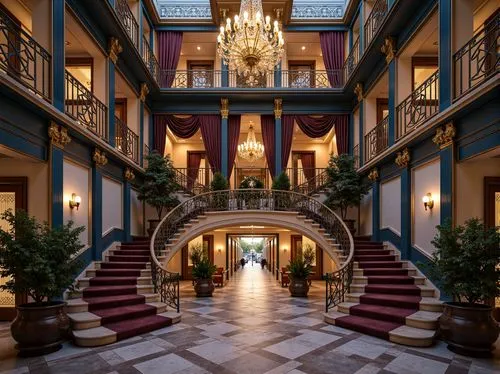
[238,122,264,162]
[217,0,284,86]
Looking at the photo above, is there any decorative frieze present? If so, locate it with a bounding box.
[139,83,149,103]
[291,3,344,19]
[354,83,363,102]
[395,148,410,168]
[368,168,379,182]
[220,98,229,119]
[156,2,212,19]
[108,37,123,64]
[93,149,108,167]
[124,168,135,181]
[381,36,396,64]
[274,98,282,119]
[432,123,456,149]
[48,122,71,149]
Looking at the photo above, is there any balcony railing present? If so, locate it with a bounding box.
[453,12,499,100]
[160,70,343,89]
[0,7,51,101]
[142,35,160,84]
[396,70,439,141]
[175,167,213,188]
[290,168,329,196]
[353,144,360,169]
[143,143,150,168]
[65,70,108,140]
[364,0,389,48]
[115,0,139,49]
[364,117,388,163]
[343,36,361,83]
[115,117,139,163]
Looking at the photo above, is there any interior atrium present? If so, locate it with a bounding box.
[0,0,498,373]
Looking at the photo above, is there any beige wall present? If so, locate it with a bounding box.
[397,57,412,103]
[359,188,373,236]
[353,108,360,147]
[130,188,144,236]
[102,176,123,235]
[381,176,402,235]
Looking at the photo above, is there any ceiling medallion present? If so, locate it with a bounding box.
[237,121,264,162]
[217,0,284,86]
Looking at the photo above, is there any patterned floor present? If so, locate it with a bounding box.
[0,265,498,374]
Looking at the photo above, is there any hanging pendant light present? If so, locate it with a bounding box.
[237,121,264,162]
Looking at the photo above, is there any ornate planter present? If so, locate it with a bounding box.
[288,278,309,297]
[439,302,499,357]
[11,301,67,356]
[194,279,215,297]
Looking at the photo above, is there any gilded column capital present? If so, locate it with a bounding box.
[274,98,282,119]
[93,149,108,167]
[395,148,410,168]
[48,122,71,149]
[139,83,149,102]
[124,167,135,181]
[381,36,396,64]
[354,83,363,102]
[220,98,229,119]
[368,168,379,182]
[432,123,456,149]
[108,37,123,64]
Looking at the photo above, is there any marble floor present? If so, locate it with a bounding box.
[0,265,499,374]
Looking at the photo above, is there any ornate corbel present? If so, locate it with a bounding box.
[395,148,410,168]
[124,168,135,181]
[139,83,149,102]
[108,37,123,64]
[93,149,108,167]
[274,98,282,119]
[368,168,379,182]
[432,123,456,149]
[220,98,229,119]
[48,122,71,149]
[381,36,396,64]
[354,83,363,102]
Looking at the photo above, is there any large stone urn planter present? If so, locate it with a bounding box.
[288,278,309,297]
[194,279,215,297]
[11,301,67,356]
[439,302,499,357]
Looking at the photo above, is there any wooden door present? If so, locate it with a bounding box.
[0,177,28,320]
[290,235,323,280]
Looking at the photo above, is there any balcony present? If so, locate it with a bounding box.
[141,35,160,84]
[343,36,361,83]
[287,168,328,195]
[115,117,139,163]
[175,167,214,189]
[364,0,389,49]
[65,70,108,141]
[364,116,388,163]
[114,0,139,50]
[0,7,51,101]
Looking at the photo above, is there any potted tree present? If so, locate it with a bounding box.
[424,218,499,357]
[272,172,291,210]
[239,176,264,209]
[210,172,230,209]
[0,210,84,356]
[324,154,369,234]
[287,254,313,297]
[191,246,217,297]
[138,152,180,236]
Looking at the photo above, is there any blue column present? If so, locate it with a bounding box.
[440,144,454,224]
[400,167,411,260]
[108,61,116,146]
[221,116,229,176]
[51,145,64,227]
[91,166,103,259]
[274,62,282,88]
[221,61,229,87]
[348,28,353,50]
[439,0,452,111]
[52,0,65,111]
[275,117,282,175]
[372,180,380,241]
[140,103,144,166]
[359,1,364,52]
[388,60,396,146]
[123,180,131,242]
[388,0,396,7]
[358,101,364,167]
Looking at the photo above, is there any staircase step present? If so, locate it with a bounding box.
[354,255,397,262]
[108,255,149,263]
[84,294,146,311]
[89,277,139,286]
[92,269,143,277]
[93,303,159,325]
[389,325,437,347]
[341,303,416,324]
[104,314,173,341]
[360,268,415,276]
[365,275,416,284]
[335,314,401,340]
[112,249,150,256]
[359,293,422,309]
[72,326,117,347]
[83,285,138,298]
[354,250,391,256]
[364,284,423,296]
[100,261,149,270]
[357,261,404,269]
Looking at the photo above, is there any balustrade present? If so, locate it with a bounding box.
[115,0,139,49]
[343,37,361,83]
[115,116,139,163]
[364,116,388,163]
[364,0,389,48]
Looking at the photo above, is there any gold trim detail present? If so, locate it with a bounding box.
[395,147,410,168]
[432,123,456,149]
[48,122,71,149]
[139,83,149,102]
[220,98,229,119]
[108,37,123,64]
[93,149,108,167]
[354,83,363,102]
[381,36,396,64]
[274,98,282,119]
[124,168,135,181]
[368,168,379,182]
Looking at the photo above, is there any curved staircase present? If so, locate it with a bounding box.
[324,236,443,347]
[67,237,181,347]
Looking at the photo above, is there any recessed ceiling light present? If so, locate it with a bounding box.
[301,46,306,51]
[197,46,201,51]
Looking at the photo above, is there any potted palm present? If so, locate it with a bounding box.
[0,210,84,356]
[324,154,369,234]
[287,254,313,297]
[191,252,217,297]
[138,152,180,236]
[423,218,499,357]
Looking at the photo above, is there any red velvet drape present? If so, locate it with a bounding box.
[187,153,202,190]
[158,31,183,88]
[334,114,349,155]
[294,114,350,155]
[227,115,241,178]
[199,115,222,172]
[320,31,344,87]
[281,115,295,170]
[300,153,315,181]
[260,115,276,178]
[153,115,167,154]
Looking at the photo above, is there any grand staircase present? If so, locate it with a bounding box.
[66,237,181,347]
[324,236,443,347]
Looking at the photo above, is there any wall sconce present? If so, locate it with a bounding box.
[69,193,81,210]
[283,247,288,253]
[422,193,434,211]
[217,247,222,254]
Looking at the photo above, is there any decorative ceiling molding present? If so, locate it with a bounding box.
[154,0,212,20]
[291,1,345,20]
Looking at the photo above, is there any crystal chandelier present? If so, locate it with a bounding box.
[238,122,264,162]
[217,0,285,86]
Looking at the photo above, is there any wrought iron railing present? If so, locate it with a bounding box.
[235,168,270,189]
[115,116,139,163]
[453,12,499,100]
[286,168,328,193]
[293,169,329,196]
[281,70,343,88]
[149,189,354,313]
[0,7,51,101]
[65,70,108,140]
[364,0,389,48]
[142,35,160,83]
[174,168,210,195]
[114,0,139,49]
[364,116,389,163]
[143,143,150,168]
[353,144,360,169]
[396,69,439,141]
[343,36,361,82]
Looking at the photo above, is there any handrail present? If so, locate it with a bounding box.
[173,168,209,196]
[149,189,354,313]
[292,169,329,196]
[114,0,139,49]
[115,116,139,163]
[364,0,389,48]
[364,116,388,163]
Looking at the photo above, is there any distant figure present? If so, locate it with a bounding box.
[240,258,246,268]
[260,258,267,269]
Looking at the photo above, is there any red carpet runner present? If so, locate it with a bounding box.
[334,237,422,340]
[83,237,172,340]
